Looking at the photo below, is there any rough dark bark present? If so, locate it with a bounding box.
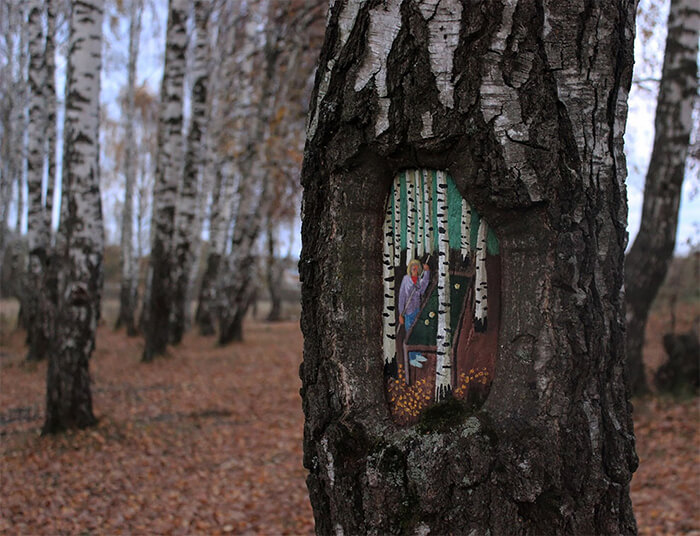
[624,0,699,396]
[43,0,103,435]
[300,1,638,534]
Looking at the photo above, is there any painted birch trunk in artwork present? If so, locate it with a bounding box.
[405,172,414,261]
[300,0,638,533]
[170,0,210,345]
[44,0,57,229]
[143,0,188,361]
[393,178,401,262]
[473,218,488,332]
[624,0,700,395]
[434,170,452,401]
[382,196,396,366]
[116,0,142,336]
[422,169,432,253]
[415,170,424,258]
[44,0,103,434]
[25,0,51,362]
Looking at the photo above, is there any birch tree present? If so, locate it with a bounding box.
[142,0,187,361]
[115,0,143,336]
[44,0,104,434]
[169,0,210,345]
[433,169,451,401]
[24,0,51,361]
[299,0,638,532]
[624,0,699,395]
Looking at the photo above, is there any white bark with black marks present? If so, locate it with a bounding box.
[170,0,210,344]
[143,0,188,361]
[434,170,451,401]
[44,0,104,434]
[474,218,488,332]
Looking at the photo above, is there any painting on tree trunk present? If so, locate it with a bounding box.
[383,170,500,425]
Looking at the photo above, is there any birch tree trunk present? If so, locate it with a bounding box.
[44,0,103,434]
[25,0,50,361]
[300,1,638,533]
[44,0,57,231]
[624,0,699,396]
[143,0,188,361]
[170,0,210,345]
[116,0,143,336]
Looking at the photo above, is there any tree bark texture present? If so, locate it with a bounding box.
[116,0,143,336]
[24,0,52,362]
[170,0,210,345]
[624,0,699,396]
[44,0,104,435]
[143,0,187,361]
[300,1,638,534]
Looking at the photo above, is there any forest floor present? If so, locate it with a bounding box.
[0,299,698,535]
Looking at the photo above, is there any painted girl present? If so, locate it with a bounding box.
[398,259,430,367]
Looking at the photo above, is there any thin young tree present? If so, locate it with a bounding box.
[624,0,699,395]
[115,0,144,336]
[143,0,187,361]
[300,1,638,533]
[43,0,104,434]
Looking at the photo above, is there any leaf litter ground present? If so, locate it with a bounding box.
[1,314,698,535]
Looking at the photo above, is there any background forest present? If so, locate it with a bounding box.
[0,0,698,534]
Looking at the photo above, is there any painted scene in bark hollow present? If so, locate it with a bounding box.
[383,170,500,425]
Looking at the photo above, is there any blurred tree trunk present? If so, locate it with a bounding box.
[216,5,271,345]
[116,0,143,336]
[44,0,57,234]
[195,4,235,336]
[24,0,50,362]
[265,220,283,322]
[170,0,210,345]
[142,0,187,361]
[624,0,699,396]
[300,1,638,533]
[43,0,104,434]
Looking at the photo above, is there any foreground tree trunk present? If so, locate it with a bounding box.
[143,0,187,361]
[624,0,699,396]
[43,0,104,434]
[300,1,638,534]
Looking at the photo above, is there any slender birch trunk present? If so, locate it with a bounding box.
[44,0,57,230]
[405,171,414,261]
[44,0,103,434]
[170,0,210,344]
[393,176,401,262]
[624,0,699,395]
[422,169,432,254]
[434,170,452,401]
[382,190,396,368]
[143,0,188,361]
[415,170,424,258]
[116,0,143,336]
[474,218,488,331]
[25,0,50,361]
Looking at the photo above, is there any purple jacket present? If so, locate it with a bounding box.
[399,270,430,317]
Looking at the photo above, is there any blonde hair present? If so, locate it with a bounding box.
[406,259,422,276]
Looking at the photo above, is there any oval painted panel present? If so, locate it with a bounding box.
[382,170,500,425]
